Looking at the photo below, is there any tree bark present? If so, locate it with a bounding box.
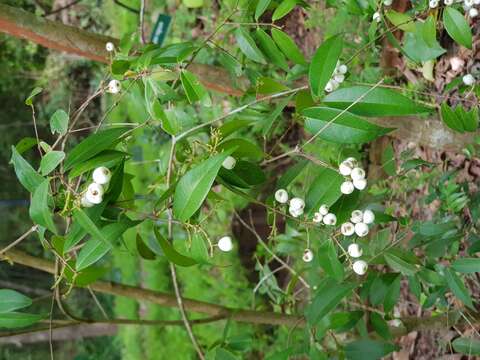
[1,249,305,328]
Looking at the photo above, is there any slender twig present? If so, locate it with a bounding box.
[88,287,109,320]
[44,0,82,16]
[139,0,147,44]
[0,225,38,255]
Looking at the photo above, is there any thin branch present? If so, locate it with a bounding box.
[0,225,38,255]
[139,0,147,44]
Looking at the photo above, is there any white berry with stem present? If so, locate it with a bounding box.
[303,249,314,263]
[354,222,369,237]
[348,243,363,258]
[313,212,323,223]
[341,222,355,236]
[325,81,334,93]
[275,189,289,204]
[429,0,439,8]
[323,213,337,226]
[470,8,479,17]
[353,178,367,190]
[92,167,111,185]
[351,167,366,181]
[352,260,368,275]
[218,236,233,252]
[88,182,104,197]
[289,198,305,211]
[105,42,115,52]
[363,209,375,224]
[339,161,353,176]
[85,187,103,204]
[341,181,355,194]
[463,74,475,86]
[319,204,329,216]
[222,156,236,170]
[351,210,363,224]
[107,80,121,94]
[373,12,381,22]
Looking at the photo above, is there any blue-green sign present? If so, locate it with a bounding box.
[151,14,172,46]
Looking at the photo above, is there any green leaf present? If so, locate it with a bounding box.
[443,7,472,49]
[452,337,480,355]
[180,70,212,107]
[10,146,44,193]
[153,228,197,266]
[0,290,32,313]
[272,0,297,21]
[305,279,356,325]
[0,312,43,329]
[255,29,288,71]
[219,160,266,188]
[189,232,209,264]
[262,95,292,135]
[385,10,415,32]
[383,274,401,312]
[111,60,131,75]
[137,233,156,260]
[381,143,396,176]
[235,28,266,64]
[451,258,480,273]
[444,268,474,309]
[317,239,344,281]
[50,109,69,135]
[384,251,417,276]
[218,138,263,161]
[271,28,306,65]
[15,137,38,155]
[276,160,308,188]
[345,339,397,360]
[29,179,56,234]
[329,311,363,333]
[63,127,129,171]
[76,238,112,271]
[370,313,392,340]
[25,87,42,106]
[403,17,446,62]
[323,86,431,116]
[309,35,343,97]
[39,151,65,175]
[303,107,393,143]
[441,103,478,133]
[305,168,344,213]
[255,0,272,20]
[173,151,232,222]
[68,150,126,179]
[73,208,110,246]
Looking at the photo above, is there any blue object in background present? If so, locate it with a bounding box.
[151,14,172,46]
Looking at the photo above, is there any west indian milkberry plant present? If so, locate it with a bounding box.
[1,0,480,358]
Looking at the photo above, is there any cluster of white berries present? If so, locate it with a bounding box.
[339,157,367,194]
[429,0,480,18]
[217,236,233,252]
[325,62,348,93]
[81,167,112,207]
[463,73,476,86]
[340,209,375,237]
[313,204,337,226]
[347,243,368,275]
[274,189,306,218]
[222,156,236,170]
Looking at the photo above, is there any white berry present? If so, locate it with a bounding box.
[341,181,355,194]
[353,178,367,191]
[465,0,474,6]
[373,12,381,22]
[348,243,363,258]
[345,157,358,167]
[334,74,345,84]
[351,210,363,224]
[429,0,439,8]
[313,212,323,223]
[107,80,121,94]
[275,189,289,204]
[341,222,355,236]
[354,222,369,237]
[289,197,305,211]
[383,0,393,5]
[351,167,366,181]
[352,260,368,275]
[88,182,104,197]
[222,156,236,170]
[105,42,115,52]
[339,161,353,176]
[319,204,329,216]
[323,213,337,226]
[325,81,334,93]
[92,166,111,185]
[218,236,233,252]
[85,189,103,204]
[289,206,304,218]
[81,195,94,208]
[363,209,375,224]
[469,8,478,17]
[337,64,348,74]
[303,249,314,262]
[444,0,453,4]
[474,0,480,4]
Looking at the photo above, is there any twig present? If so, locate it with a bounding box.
[233,211,310,290]
[139,0,147,44]
[0,225,38,255]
